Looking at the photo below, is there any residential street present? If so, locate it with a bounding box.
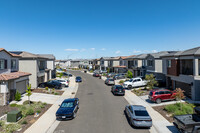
[54,71,149,133]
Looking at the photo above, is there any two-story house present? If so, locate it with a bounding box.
[145,51,173,86]
[100,57,110,71]
[92,58,100,70]
[10,51,48,88]
[0,48,31,105]
[37,54,56,79]
[162,47,200,101]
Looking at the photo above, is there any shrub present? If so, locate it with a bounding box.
[164,104,177,113]
[45,87,48,91]
[145,74,158,90]
[23,100,33,105]
[40,104,45,108]
[4,123,21,133]
[43,102,47,105]
[126,70,133,78]
[119,80,124,85]
[15,91,21,101]
[36,110,41,113]
[54,92,58,95]
[10,103,17,107]
[26,108,34,115]
[0,120,5,127]
[21,120,28,124]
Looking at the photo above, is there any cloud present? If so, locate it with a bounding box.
[115,50,121,54]
[101,48,106,51]
[80,48,86,52]
[152,50,157,53]
[65,49,79,51]
[90,48,95,50]
[133,50,141,54]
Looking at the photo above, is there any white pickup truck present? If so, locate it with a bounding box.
[123,77,148,89]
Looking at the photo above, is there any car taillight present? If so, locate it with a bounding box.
[115,89,118,91]
[123,89,125,91]
[133,118,142,121]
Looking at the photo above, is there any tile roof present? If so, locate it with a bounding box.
[0,48,21,57]
[0,71,31,81]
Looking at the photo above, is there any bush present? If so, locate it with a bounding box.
[54,92,58,95]
[119,80,124,84]
[21,120,28,124]
[36,110,41,113]
[26,108,34,115]
[43,102,47,105]
[164,103,194,116]
[0,120,5,127]
[45,87,48,91]
[23,100,33,105]
[4,123,21,133]
[15,91,21,101]
[10,103,17,107]
[126,70,133,78]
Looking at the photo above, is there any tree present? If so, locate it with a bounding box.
[173,88,185,110]
[26,84,32,105]
[107,67,110,73]
[15,91,21,101]
[126,70,133,78]
[145,74,158,90]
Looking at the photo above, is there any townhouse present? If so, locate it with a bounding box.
[55,59,71,68]
[99,57,110,71]
[92,58,100,70]
[10,51,49,88]
[145,51,173,86]
[0,48,31,105]
[162,47,200,101]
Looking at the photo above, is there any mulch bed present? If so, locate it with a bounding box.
[31,89,64,95]
[0,105,18,118]
[14,104,52,133]
[132,89,150,96]
[153,105,174,123]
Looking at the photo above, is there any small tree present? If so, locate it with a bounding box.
[173,88,185,110]
[126,70,133,78]
[26,84,32,105]
[15,91,21,101]
[145,74,158,90]
[59,73,63,78]
[107,67,110,73]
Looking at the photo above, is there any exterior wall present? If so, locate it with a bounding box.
[137,60,142,67]
[0,51,12,74]
[47,60,54,70]
[113,60,119,66]
[155,59,163,73]
[167,59,180,76]
[146,56,155,71]
[19,60,37,88]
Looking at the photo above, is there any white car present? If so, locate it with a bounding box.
[56,79,69,87]
[123,77,147,89]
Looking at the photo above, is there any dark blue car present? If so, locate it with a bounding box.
[76,76,82,82]
[56,98,79,120]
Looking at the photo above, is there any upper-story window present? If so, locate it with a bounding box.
[39,60,45,71]
[142,60,146,66]
[167,60,171,68]
[101,61,104,65]
[0,59,7,69]
[147,60,153,67]
[11,59,17,69]
[134,60,138,66]
[120,60,123,66]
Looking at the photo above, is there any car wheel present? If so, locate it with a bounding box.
[156,98,161,104]
[128,85,132,90]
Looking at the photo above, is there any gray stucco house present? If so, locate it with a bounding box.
[0,48,31,105]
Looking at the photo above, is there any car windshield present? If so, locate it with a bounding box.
[61,102,74,108]
[109,79,114,81]
[129,79,133,82]
[116,86,123,89]
[76,77,81,79]
[58,80,65,82]
[149,92,153,96]
[134,110,149,116]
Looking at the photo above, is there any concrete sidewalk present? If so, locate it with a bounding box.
[24,76,79,133]
[124,90,179,133]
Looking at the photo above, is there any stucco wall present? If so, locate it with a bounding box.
[113,60,119,66]
[19,60,37,88]
[155,59,163,73]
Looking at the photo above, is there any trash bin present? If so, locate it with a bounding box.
[7,110,22,122]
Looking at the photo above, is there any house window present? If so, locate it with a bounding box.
[142,60,146,66]
[0,59,7,69]
[39,60,45,71]
[147,60,153,67]
[120,60,123,66]
[11,59,17,69]
[101,61,104,65]
[167,60,171,67]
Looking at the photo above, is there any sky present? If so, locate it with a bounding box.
[0,0,200,59]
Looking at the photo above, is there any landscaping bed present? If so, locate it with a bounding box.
[131,88,150,96]
[31,88,64,95]
[0,106,18,118]
[153,102,194,123]
[0,101,52,133]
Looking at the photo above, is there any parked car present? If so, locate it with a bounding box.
[174,107,200,133]
[101,70,107,73]
[113,74,126,80]
[56,98,79,120]
[125,105,152,128]
[123,77,147,89]
[93,73,100,77]
[76,76,82,82]
[111,85,125,96]
[38,80,62,89]
[56,78,69,87]
[107,73,116,78]
[56,69,63,73]
[148,89,177,104]
[105,78,115,85]
[62,72,72,77]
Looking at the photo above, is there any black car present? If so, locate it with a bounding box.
[56,98,79,120]
[38,80,62,89]
[63,72,73,77]
[111,85,125,96]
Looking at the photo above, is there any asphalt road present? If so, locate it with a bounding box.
[54,71,149,133]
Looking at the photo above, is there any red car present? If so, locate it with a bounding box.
[93,73,100,77]
[148,89,177,104]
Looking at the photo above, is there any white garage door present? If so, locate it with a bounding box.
[16,80,27,94]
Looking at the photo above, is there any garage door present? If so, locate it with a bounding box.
[175,81,191,98]
[16,80,27,94]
